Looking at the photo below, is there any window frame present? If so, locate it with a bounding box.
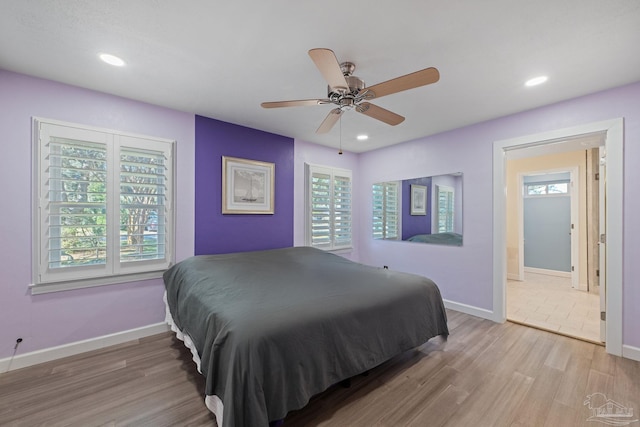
[524,180,570,197]
[304,163,353,251]
[31,117,176,294]
[372,181,400,240]
[435,184,455,233]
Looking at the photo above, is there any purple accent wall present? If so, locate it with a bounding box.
[195,115,294,255]
[402,176,432,240]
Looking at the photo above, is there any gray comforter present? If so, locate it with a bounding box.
[163,246,448,427]
[407,232,463,246]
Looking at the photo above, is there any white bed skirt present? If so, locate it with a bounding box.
[163,292,225,425]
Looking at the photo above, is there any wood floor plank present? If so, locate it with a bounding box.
[552,354,592,409]
[1,310,638,427]
[509,365,564,426]
[584,368,615,401]
[377,365,461,425]
[543,400,580,427]
[443,371,534,427]
[544,337,574,371]
[406,384,470,427]
[613,356,640,405]
[591,344,617,375]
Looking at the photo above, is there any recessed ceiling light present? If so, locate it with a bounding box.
[525,76,548,87]
[356,134,369,141]
[99,53,126,67]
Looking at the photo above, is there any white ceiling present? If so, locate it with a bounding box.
[1,1,639,153]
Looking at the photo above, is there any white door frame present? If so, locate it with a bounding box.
[493,118,623,356]
[599,146,607,342]
[517,167,579,289]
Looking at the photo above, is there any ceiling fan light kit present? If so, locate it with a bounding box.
[261,48,439,135]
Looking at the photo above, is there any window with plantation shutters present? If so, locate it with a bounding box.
[305,164,352,250]
[372,181,400,240]
[435,184,455,233]
[33,118,174,293]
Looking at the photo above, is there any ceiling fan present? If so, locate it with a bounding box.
[261,48,440,134]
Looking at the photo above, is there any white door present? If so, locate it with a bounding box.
[599,146,607,342]
[519,169,578,288]
[523,181,572,273]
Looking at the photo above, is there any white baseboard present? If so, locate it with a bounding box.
[524,267,571,278]
[0,322,169,373]
[443,299,496,322]
[3,319,637,371]
[622,344,640,362]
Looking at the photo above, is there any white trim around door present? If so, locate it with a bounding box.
[493,118,623,357]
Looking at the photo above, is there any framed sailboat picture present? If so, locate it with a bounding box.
[410,184,427,216]
[222,156,275,214]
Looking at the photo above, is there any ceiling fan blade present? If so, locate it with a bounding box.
[261,99,329,108]
[316,108,343,134]
[356,102,405,126]
[364,67,440,99]
[308,48,349,92]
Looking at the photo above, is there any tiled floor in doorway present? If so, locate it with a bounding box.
[507,272,602,344]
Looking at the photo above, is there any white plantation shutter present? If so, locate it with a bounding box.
[310,172,332,247]
[306,164,352,250]
[436,184,455,233]
[119,146,167,263]
[33,118,174,292]
[372,181,399,239]
[333,173,352,248]
[47,137,109,270]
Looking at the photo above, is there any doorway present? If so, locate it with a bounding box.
[506,160,601,343]
[492,118,623,357]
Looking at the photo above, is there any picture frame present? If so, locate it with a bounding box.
[410,184,427,215]
[222,156,275,214]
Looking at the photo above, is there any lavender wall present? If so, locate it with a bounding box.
[194,115,294,255]
[2,68,638,361]
[402,176,432,240]
[357,81,640,349]
[0,70,195,359]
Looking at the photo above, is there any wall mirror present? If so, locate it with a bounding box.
[372,173,463,246]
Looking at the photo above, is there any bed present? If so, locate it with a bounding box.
[163,246,449,427]
[406,232,463,246]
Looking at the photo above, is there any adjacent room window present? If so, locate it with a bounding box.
[305,164,352,250]
[33,118,175,292]
[372,181,400,239]
[435,184,455,233]
[525,181,569,196]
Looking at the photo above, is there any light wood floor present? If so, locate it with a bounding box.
[507,272,601,343]
[1,310,638,426]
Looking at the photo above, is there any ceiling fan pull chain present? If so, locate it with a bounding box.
[338,113,343,155]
